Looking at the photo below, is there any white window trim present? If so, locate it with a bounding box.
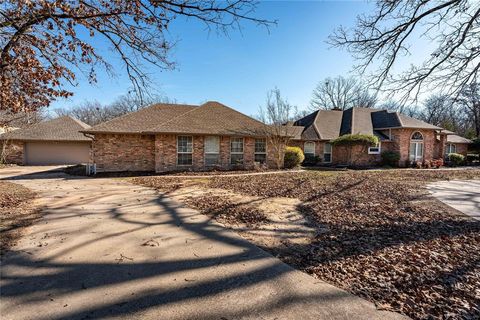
[254,138,267,163]
[177,135,193,166]
[323,142,332,163]
[446,143,456,155]
[230,137,244,164]
[368,142,381,154]
[204,136,220,166]
[304,141,316,157]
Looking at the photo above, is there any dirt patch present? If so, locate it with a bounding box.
[0,181,40,254]
[134,169,480,320]
[134,177,319,258]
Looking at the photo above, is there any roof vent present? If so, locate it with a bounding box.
[331,107,342,111]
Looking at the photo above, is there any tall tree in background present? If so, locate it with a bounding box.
[310,76,377,110]
[457,82,480,137]
[0,1,272,114]
[330,0,480,102]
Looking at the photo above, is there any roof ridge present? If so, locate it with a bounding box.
[88,103,197,131]
[147,103,203,132]
[202,101,267,126]
[311,110,322,139]
[67,116,91,129]
[395,112,404,127]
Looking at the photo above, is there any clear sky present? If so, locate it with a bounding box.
[51,1,375,116]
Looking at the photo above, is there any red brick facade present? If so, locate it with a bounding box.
[92,134,155,172]
[93,134,277,172]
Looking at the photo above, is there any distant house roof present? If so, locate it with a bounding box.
[84,101,296,137]
[0,116,91,142]
[447,134,472,144]
[293,107,443,141]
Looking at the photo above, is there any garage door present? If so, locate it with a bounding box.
[25,142,90,165]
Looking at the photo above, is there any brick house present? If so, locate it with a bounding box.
[82,101,294,173]
[289,107,472,167]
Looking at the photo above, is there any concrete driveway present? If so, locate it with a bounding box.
[428,180,480,220]
[0,166,407,320]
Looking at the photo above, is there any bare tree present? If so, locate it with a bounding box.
[54,91,170,125]
[310,76,377,111]
[330,0,480,102]
[1,1,273,114]
[257,88,298,169]
[457,82,480,137]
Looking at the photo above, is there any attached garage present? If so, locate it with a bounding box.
[0,116,92,165]
[24,141,90,165]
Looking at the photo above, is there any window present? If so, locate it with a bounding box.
[177,136,193,165]
[204,136,220,166]
[368,142,381,154]
[446,143,456,155]
[409,131,424,161]
[323,143,332,163]
[230,137,244,164]
[254,138,267,163]
[304,142,315,157]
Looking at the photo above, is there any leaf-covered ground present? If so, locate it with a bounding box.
[134,169,480,320]
[0,181,39,254]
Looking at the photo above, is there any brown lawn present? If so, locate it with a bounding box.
[133,169,480,320]
[0,181,39,253]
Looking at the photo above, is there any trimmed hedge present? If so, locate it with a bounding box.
[448,153,465,166]
[381,151,400,167]
[331,134,379,147]
[284,146,305,168]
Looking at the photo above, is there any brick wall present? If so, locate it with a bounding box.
[389,128,437,166]
[1,140,24,164]
[453,143,469,156]
[93,134,155,172]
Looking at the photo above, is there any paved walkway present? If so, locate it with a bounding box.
[0,166,407,320]
[428,180,480,220]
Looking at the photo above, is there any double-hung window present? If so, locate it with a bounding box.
[205,136,220,166]
[323,143,332,163]
[254,138,267,163]
[304,141,315,157]
[230,137,244,164]
[177,136,193,165]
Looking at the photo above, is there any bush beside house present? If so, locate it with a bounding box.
[381,151,400,167]
[284,146,304,168]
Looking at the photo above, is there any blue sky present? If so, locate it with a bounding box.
[51,1,375,116]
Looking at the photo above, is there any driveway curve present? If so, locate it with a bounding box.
[0,166,408,320]
[428,180,480,220]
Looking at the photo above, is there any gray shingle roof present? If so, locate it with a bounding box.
[447,134,472,144]
[0,116,91,142]
[293,107,444,141]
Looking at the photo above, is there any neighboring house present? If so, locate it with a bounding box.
[0,116,91,165]
[82,101,288,172]
[290,107,471,167]
[443,130,472,156]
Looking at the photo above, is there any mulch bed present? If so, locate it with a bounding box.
[134,169,480,320]
[0,181,39,254]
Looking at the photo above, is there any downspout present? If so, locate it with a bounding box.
[82,132,96,175]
